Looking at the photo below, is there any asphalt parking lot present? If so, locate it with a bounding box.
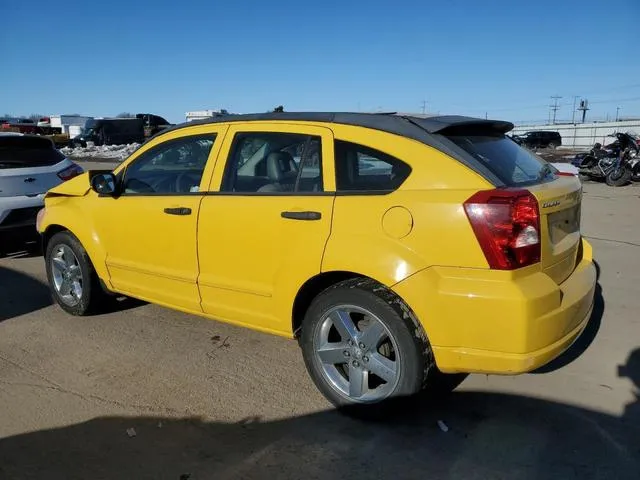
[1,172,639,479]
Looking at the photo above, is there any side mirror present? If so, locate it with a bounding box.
[91,172,117,196]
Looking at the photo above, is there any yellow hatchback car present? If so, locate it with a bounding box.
[38,113,596,408]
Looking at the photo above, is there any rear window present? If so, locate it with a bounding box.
[334,140,411,192]
[0,136,65,168]
[446,134,549,186]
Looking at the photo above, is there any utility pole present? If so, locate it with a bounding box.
[571,95,579,124]
[420,100,427,115]
[549,95,562,124]
[616,106,621,122]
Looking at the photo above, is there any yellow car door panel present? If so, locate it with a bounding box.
[197,124,336,335]
[94,132,223,311]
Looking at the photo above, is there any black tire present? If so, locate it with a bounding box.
[548,141,558,149]
[632,165,640,182]
[45,231,109,315]
[300,278,465,415]
[605,167,631,187]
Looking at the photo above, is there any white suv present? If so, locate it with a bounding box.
[0,134,83,254]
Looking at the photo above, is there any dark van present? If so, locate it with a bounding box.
[71,118,145,147]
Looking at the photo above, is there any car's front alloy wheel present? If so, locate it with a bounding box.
[45,231,108,316]
[50,244,84,307]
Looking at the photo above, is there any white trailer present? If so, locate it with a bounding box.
[50,115,94,137]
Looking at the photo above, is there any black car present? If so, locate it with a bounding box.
[513,131,562,149]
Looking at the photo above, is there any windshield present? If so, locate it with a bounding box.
[447,134,550,186]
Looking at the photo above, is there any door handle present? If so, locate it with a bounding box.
[281,211,322,221]
[164,207,192,216]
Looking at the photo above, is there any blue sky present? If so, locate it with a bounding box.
[2,0,640,124]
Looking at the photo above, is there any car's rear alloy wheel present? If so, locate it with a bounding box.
[313,305,401,402]
[301,279,465,414]
[45,231,108,316]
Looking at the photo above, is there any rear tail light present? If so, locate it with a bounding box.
[36,208,46,232]
[464,189,541,270]
[57,164,84,181]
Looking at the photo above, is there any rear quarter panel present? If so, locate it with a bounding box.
[322,125,493,285]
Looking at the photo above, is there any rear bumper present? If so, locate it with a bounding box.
[0,195,44,232]
[392,238,597,374]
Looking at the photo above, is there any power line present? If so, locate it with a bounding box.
[587,96,640,105]
[549,95,562,124]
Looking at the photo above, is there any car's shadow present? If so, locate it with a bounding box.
[1,350,638,480]
[98,295,147,314]
[0,265,52,322]
[0,264,145,321]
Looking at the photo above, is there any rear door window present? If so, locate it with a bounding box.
[221,132,323,193]
[447,134,548,186]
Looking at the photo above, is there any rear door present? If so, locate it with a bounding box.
[197,123,335,334]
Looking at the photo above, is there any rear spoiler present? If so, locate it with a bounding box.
[403,115,514,135]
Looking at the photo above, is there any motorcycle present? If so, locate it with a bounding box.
[576,132,639,186]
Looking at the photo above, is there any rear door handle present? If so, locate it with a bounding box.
[164,207,192,216]
[281,211,322,221]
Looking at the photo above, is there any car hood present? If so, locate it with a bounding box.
[47,171,91,197]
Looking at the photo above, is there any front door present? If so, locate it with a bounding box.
[197,124,336,335]
[92,130,224,311]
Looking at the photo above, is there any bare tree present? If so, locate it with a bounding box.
[116,112,135,118]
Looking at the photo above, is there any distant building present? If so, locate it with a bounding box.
[50,115,93,138]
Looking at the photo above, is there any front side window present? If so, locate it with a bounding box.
[123,134,215,194]
[334,140,411,192]
[222,132,323,193]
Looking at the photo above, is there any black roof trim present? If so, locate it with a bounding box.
[148,112,513,188]
[155,112,514,140]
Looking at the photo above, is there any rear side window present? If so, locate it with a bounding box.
[0,136,64,168]
[334,140,411,192]
[447,135,548,186]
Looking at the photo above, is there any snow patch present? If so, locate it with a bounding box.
[61,143,141,161]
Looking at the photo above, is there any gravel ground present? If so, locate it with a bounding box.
[0,181,638,479]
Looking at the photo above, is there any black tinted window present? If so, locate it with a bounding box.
[0,136,64,168]
[334,140,411,192]
[447,135,548,186]
[222,132,323,193]
[123,135,215,194]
